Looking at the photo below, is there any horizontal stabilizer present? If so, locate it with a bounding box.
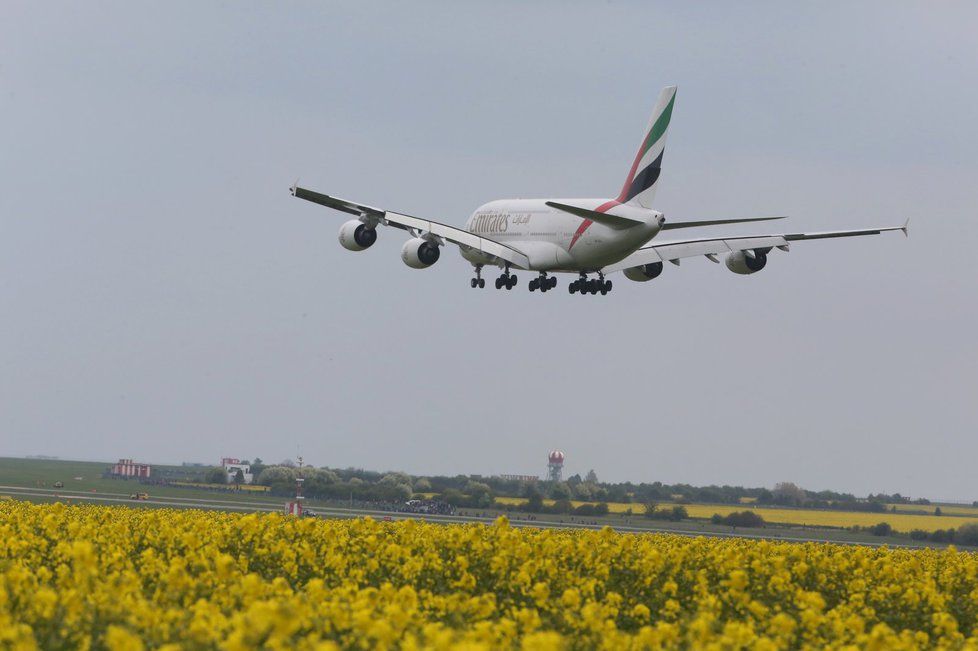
[661,215,787,230]
[545,201,644,229]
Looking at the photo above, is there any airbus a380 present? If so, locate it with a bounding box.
[291,86,907,295]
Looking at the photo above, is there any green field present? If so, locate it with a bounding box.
[0,457,281,504]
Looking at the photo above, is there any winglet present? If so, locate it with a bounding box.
[902,218,910,237]
[290,179,299,196]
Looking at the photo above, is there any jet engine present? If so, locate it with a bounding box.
[725,249,768,275]
[400,238,441,269]
[338,220,378,251]
[623,261,664,282]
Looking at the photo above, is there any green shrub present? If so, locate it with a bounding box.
[721,511,765,528]
[956,524,978,547]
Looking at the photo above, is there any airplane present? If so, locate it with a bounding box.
[291,86,907,296]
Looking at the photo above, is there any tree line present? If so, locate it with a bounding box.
[192,462,942,518]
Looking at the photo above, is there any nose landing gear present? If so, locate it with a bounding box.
[469,265,486,288]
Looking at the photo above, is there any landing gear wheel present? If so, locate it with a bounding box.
[509,275,518,288]
[495,277,503,290]
[549,277,557,290]
[478,278,485,288]
[529,278,539,292]
[470,278,477,288]
[604,280,612,292]
[569,282,577,294]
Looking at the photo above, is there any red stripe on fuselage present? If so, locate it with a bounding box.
[567,200,619,251]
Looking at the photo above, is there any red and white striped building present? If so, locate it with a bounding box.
[110,458,151,478]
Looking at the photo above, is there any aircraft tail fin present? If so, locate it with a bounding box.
[617,85,677,209]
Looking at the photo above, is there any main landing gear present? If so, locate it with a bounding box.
[529,273,557,293]
[494,264,518,290]
[469,265,486,289]
[569,272,612,296]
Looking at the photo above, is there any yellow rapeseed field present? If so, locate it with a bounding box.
[3,501,978,649]
[494,497,978,533]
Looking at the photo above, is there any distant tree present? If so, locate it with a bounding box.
[384,482,412,502]
[574,503,597,516]
[910,529,929,541]
[668,506,688,521]
[643,502,658,518]
[594,502,609,516]
[934,507,943,516]
[711,513,725,525]
[380,472,411,486]
[551,499,573,514]
[253,457,263,465]
[204,467,227,485]
[301,468,339,495]
[233,468,244,484]
[550,483,571,501]
[525,493,544,512]
[605,484,631,503]
[772,482,806,506]
[281,459,296,468]
[256,466,296,492]
[440,489,466,507]
[931,529,955,543]
[585,469,599,484]
[465,481,494,508]
[869,522,892,536]
[413,478,432,492]
[571,482,595,501]
[377,473,413,501]
[956,524,978,547]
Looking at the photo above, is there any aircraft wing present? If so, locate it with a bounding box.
[601,222,909,273]
[291,185,530,268]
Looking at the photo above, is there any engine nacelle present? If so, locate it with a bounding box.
[338,220,378,251]
[400,238,441,269]
[725,249,768,275]
[623,261,664,282]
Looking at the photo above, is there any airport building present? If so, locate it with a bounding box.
[110,458,152,478]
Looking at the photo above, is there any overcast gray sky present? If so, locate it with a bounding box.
[2,2,976,500]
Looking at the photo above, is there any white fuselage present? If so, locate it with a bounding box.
[460,199,663,272]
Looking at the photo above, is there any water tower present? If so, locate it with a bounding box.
[547,450,564,482]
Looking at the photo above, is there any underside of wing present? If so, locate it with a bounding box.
[603,221,908,274]
[291,184,530,268]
